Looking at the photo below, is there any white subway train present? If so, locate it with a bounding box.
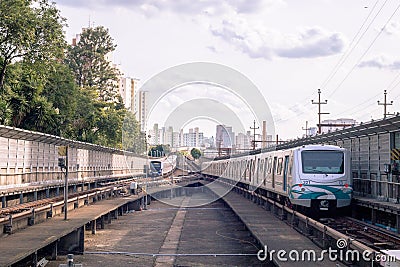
[149,154,177,177]
[202,144,352,212]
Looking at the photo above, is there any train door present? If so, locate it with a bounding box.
[256,158,260,185]
[249,159,253,182]
[272,157,277,188]
[263,158,268,186]
[283,155,289,192]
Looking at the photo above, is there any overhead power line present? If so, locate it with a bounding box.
[320,0,381,90]
[327,1,400,98]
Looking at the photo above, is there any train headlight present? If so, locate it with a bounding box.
[341,186,352,194]
[301,187,306,192]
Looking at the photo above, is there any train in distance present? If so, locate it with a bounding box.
[202,144,352,213]
[148,155,177,177]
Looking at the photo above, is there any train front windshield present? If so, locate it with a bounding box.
[301,150,344,174]
[150,161,162,171]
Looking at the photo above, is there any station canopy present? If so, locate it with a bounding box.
[0,125,134,155]
[274,114,400,151]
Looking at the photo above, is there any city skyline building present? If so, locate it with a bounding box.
[216,125,235,149]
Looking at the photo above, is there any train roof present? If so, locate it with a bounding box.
[296,144,345,151]
[209,144,345,161]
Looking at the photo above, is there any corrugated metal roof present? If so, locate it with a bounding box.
[0,125,138,156]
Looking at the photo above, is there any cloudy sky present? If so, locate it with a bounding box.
[55,0,400,139]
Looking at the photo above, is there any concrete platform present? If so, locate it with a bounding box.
[206,182,343,267]
[48,192,267,267]
[0,180,206,266]
[354,196,400,213]
[0,193,147,266]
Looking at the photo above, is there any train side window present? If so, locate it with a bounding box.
[277,158,283,175]
[283,156,289,192]
[240,160,245,179]
[244,160,248,180]
[249,159,254,182]
[263,158,268,185]
[272,157,277,188]
[268,158,273,174]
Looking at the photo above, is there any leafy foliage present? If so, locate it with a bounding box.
[0,2,144,151]
[0,0,66,91]
[122,112,146,154]
[149,145,171,157]
[65,26,120,102]
[190,148,202,159]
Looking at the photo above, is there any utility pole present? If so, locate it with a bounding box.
[64,146,68,220]
[250,120,259,150]
[312,89,329,134]
[57,146,69,220]
[378,90,393,118]
[302,121,310,138]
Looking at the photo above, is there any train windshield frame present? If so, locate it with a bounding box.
[301,150,344,174]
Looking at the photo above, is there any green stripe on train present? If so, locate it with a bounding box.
[289,184,351,199]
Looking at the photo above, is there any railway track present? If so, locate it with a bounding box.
[204,176,392,265]
[323,216,400,251]
[0,188,106,217]
[0,170,182,218]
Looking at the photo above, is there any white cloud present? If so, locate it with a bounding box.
[382,21,400,36]
[57,0,343,60]
[211,18,346,60]
[276,28,345,58]
[359,55,400,70]
[55,0,278,16]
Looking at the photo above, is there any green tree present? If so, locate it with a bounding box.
[190,148,202,159]
[42,63,79,136]
[149,145,171,157]
[68,87,100,143]
[2,59,77,135]
[122,112,145,154]
[65,26,129,148]
[66,26,120,102]
[0,0,66,91]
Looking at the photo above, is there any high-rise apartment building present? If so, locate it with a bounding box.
[133,90,147,132]
[216,125,235,148]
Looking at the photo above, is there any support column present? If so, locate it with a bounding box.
[371,209,377,225]
[2,196,6,208]
[100,216,105,229]
[132,200,141,211]
[396,214,400,233]
[91,220,97,235]
[32,251,38,267]
[78,226,85,254]
[51,241,58,260]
